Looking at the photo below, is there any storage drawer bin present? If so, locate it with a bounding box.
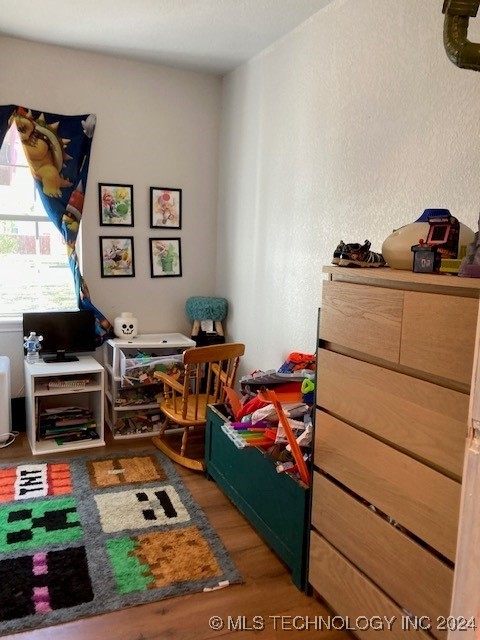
[205,404,310,590]
[114,409,163,437]
[120,352,184,387]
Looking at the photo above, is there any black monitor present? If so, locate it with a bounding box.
[23,310,96,363]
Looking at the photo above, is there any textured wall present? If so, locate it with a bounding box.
[0,35,222,396]
[217,0,480,376]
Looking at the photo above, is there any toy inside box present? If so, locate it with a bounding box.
[120,351,184,388]
[115,409,162,436]
[115,386,161,407]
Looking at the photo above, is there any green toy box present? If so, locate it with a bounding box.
[205,404,310,590]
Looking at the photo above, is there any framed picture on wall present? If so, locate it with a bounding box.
[100,236,135,277]
[99,183,134,226]
[149,238,182,277]
[150,187,182,229]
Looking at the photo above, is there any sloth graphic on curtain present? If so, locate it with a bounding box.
[0,104,113,345]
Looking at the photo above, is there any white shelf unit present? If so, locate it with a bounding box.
[104,333,195,440]
[24,356,105,455]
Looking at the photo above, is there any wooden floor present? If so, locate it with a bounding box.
[0,432,352,640]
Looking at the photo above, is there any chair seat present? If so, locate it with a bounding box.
[160,394,209,426]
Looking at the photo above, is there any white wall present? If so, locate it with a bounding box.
[217,0,480,377]
[4,0,480,396]
[0,36,222,398]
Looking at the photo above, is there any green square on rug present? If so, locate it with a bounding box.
[0,450,242,635]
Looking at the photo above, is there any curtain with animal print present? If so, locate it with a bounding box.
[0,105,112,345]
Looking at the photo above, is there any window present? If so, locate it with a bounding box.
[0,125,77,315]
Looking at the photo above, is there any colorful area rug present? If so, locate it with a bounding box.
[0,450,242,635]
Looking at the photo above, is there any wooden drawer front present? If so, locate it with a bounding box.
[400,291,477,385]
[320,280,403,362]
[309,532,431,639]
[317,349,468,479]
[311,472,453,632]
[314,411,461,561]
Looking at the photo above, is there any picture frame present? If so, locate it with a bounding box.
[149,238,182,278]
[99,183,134,226]
[99,236,135,278]
[150,187,182,229]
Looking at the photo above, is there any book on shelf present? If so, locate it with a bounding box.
[42,406,90,415]
[41,407,91,414]
[37,405,94,439]
[40,416,94,427]
[46,377,91,390]
[40,422,97,439]
[54,428,100,445]
[39,407,93,425]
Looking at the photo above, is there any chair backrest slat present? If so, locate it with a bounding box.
[165,343,245,423]
[183,343,245,365]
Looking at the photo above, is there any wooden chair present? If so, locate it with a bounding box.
[151,342,245,471]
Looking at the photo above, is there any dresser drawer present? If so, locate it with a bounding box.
[316,349,468,479]
[314,411,461,561]
[320,280,403,362]
[309,532,432,639]
[321,279,479,385]
[400,291,477,386]
[311,472,453,635]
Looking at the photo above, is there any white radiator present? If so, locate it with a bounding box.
[0,357,11,438]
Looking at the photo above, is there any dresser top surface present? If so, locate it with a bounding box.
[323,265,480,294]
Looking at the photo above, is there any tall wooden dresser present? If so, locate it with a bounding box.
[309,267,480,639]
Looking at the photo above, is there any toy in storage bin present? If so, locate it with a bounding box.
[120,352,184,387]
[114,409,163,436]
